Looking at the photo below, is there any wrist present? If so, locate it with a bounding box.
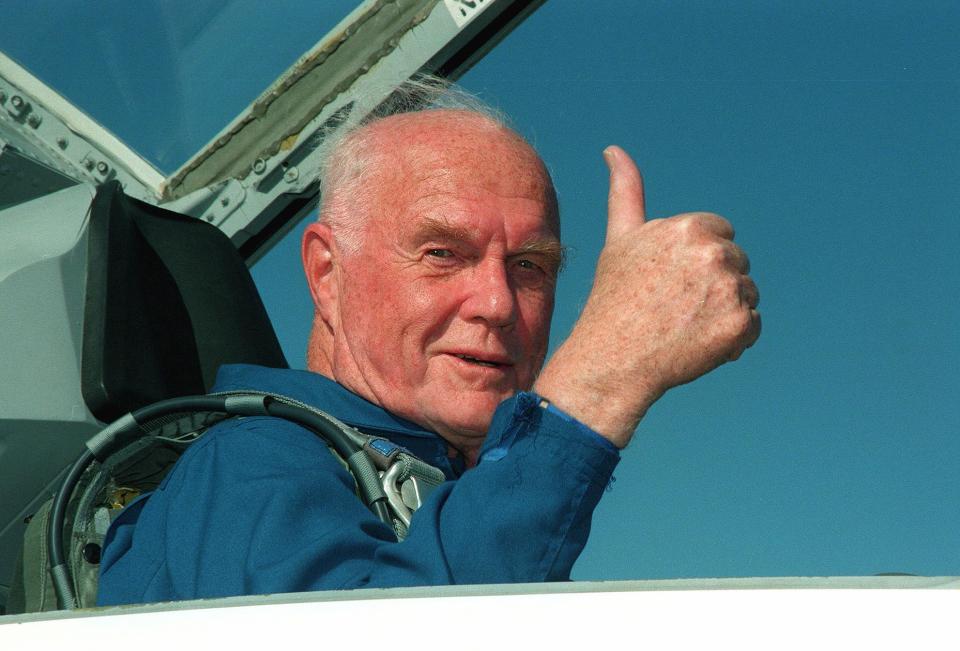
[533,373,645,449]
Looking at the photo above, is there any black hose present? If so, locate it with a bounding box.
[265,401,360,459]
[135,395,230,425]
[49,396,230,610]
[48,392,392,609]
[48,448,94,609]
[265,401,391,525]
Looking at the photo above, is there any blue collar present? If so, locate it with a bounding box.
[212,364,464,478]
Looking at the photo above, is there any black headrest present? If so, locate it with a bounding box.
[81,181,288,422]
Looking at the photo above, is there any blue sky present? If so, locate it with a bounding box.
[471,1,960,580]
[255,1,960,580]
[6,1,959,580]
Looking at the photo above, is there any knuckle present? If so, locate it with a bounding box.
[669,215,704,244]
[694,211,725,225]
[747,281,760,307]
[687,211,733,239]
[701,242,727,266]
[729,308,752,335]
[662,213,691,232]
[709,273,740,302]
[687,212,717,227]
[671,212,735,244]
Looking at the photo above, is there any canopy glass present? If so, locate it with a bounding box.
[3,0,360,174]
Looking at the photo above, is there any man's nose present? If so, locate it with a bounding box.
[463,261,518,329]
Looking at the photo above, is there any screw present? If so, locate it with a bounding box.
[206,214,215,222]
[283,166,299,183]
[252,158,267,174]
[57,137,69,149]
[96,161,109,175]
[11,95,24,109]
[220,196,230,207]
[27,114,41,128]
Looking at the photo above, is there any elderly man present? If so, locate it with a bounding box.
[97,105,758,604]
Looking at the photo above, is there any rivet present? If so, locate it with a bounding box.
[84,159,95,170]
[284,166,299,183]
[57,137,69,149]
[27,114,41,128]
[252,158,267,174]
[220,196,230,207]
[10,95,24,109]
[96,161,109,175]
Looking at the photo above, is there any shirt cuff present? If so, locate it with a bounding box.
[536,395,621,454]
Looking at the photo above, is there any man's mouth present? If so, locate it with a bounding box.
[452,353,508,368]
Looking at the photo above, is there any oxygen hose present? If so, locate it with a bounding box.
[48,392,390,610]
[47,449,94,609]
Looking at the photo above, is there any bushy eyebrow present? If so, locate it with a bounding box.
[514,239,566,275]
[414,217,475,246]
[414,216,566,274]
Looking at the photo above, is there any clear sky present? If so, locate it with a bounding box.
[6,0,959,580]
[257,1,960,580]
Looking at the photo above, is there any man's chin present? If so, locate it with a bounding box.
[425,393,508,442]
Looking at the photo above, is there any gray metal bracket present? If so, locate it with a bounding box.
[0,52,164,205]
[160,0,543,261]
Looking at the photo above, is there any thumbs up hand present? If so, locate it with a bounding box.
[534,146,761,448]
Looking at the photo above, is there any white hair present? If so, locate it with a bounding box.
[316,75,516,254]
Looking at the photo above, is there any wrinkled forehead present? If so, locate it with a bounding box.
[364,111,560,236]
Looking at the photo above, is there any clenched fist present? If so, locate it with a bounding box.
[534,146,761,448]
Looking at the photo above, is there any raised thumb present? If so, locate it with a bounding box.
[603,145,646,244]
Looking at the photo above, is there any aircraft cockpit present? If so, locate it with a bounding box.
[0,0,542,612]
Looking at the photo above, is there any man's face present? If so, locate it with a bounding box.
[323,119,560,450]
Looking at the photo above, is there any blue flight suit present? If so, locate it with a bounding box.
[97,364,619,605]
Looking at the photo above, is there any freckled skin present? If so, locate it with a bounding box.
[305,117,761,462]
[303,112,560,464]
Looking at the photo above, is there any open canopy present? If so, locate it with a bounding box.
[0,0,543,261]
[0,0,543,608]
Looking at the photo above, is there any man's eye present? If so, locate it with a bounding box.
[515,259,542,272]
[426,248,454,258]
[511,259,551,288]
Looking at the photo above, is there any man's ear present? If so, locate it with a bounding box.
[302,221,339,325]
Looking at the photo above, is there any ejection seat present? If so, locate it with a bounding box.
[5,180,288,613]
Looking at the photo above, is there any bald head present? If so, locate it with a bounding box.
[319,109,560,253]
